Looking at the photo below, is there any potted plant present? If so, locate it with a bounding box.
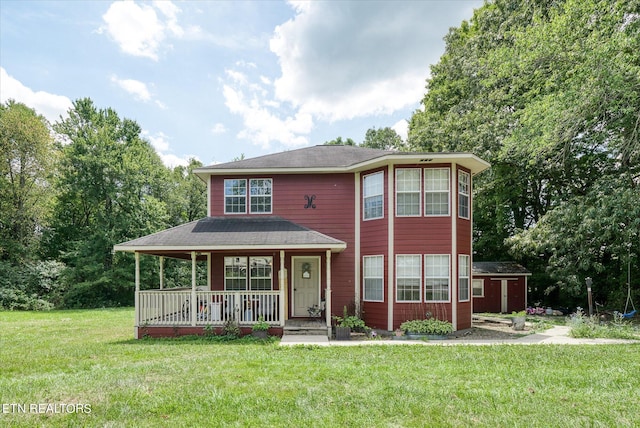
[511,311,526,331]
[400,319,453,340]
[332,306,367,340]
[251,316,269,339]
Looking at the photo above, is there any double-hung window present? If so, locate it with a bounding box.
[458,170,470,219]
[224,178,272,214]
[363,256,384,302]
[424,168,450,216]
[224,179,247,214]
[396,168,421,216]
[396,255,421,302]
[250,179,272,213]
[363,172,384,220]
[224,256,273,290]
[458,255,470,301]
[425,254,450,301]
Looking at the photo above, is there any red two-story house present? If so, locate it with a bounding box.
[114,145,489,338]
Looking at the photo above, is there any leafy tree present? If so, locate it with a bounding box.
[361,127,404,150]
[409,0,640,306]
[166,158,207,224]
[324,136,356,146]
[45,98,171,307]
[0,100,55,262]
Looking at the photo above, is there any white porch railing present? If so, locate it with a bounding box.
[137,289,281,326]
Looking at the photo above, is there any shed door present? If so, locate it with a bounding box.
[292,257,320,317]
[501,280,509,313]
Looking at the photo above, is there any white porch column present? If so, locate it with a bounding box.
[159,256,164,290]
[326,250,332,337]
[135,252,140,329]
[279,250,286,326]
[207,253,212,289]
[387,165,395,331]
[191,251,197,327]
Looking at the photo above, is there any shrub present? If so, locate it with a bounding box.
[400,319,454,335]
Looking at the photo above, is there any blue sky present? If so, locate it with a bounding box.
[1,1,482,166]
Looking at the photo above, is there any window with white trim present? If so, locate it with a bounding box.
[224,179,247,214]
[363,256,384,302]
[250,179,272,213]
[396,168,421,216]
[396,255,421,302]
[424,168,450,216]
[425,254,450,301]
[459,255,470,301]
[458,170,470,219]
[363,172,384,220]
[472,279,484,297]
[224,256,273,290]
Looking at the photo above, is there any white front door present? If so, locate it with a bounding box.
[292,257,320,317]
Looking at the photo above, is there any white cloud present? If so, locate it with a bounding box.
[100,1,188,61]
[222,79,312,149]
[143,130,197,168]
[211,123,227,134]
[110,75,166,109]
[110,75,152,101]
[392,119,409,142]
[0,67,72,123]
[270,1,480,121]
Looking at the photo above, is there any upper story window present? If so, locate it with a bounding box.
[224,179,247,214]
[458,170,470,219]
[424,168,450,216]
[250,179,272,214]
[363,172,384,220]
[224,178,272,214]
[396,168,421,216]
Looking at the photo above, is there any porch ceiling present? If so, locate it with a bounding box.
[113,216,347,256]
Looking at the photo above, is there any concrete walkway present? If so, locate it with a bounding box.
[279,325,639,346]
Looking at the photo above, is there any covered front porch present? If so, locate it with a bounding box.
[114,217,346,338]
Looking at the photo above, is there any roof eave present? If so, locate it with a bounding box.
[193,153,491,178]
[114,243,347,254]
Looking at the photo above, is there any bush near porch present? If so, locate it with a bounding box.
[1,308,639,427]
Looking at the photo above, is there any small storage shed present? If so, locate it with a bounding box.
[472,262,531,313]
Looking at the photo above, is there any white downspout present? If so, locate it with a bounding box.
[451,165,458,331]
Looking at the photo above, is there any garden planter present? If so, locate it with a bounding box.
[512,316,526,331]
[334,326,351,340]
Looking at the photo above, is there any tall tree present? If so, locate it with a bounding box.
[361,127,404,150]
[324,136,356,146]
[45,98,170,307]
[409,0,639,305]
[0,100,55,261]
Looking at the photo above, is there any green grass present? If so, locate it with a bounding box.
[1,309,639,427]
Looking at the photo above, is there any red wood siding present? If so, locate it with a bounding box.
[472,276,527,313]
[209,173,357,317]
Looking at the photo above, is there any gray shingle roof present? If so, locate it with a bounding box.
[198,145,395,170]
[114,216,346,253]
[472,262,531,275]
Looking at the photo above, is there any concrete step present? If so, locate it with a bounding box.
[283,327,328,336]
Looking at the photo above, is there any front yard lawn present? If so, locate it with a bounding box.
[1,308,639,427]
